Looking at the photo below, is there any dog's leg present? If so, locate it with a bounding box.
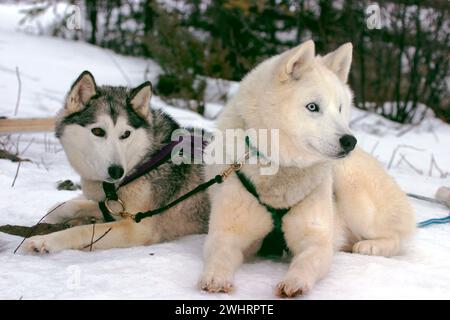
[333,149,416,257]
[340,192,402,256]
[199,176,273,293]
[22,217,159,254]
[276,178,334,298]
[200,232,249,293]
[336,182,415,257]
[43,197,103,224]
[352,237,401,256]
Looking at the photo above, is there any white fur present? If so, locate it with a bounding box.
[200,41,416,297]
[60,116,150,182]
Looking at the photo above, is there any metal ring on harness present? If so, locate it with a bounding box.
[104,198,134,219]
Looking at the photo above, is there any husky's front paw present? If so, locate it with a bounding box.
[276,276,313,298]
[199,270,234,293]
[352,240,382,256]
[22,235,62,254]
[352,239,400,257]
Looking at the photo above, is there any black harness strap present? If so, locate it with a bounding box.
[98,133,211,223]
[99,182,118,222]
[235,170,290,257]
[100,172,225,224]
[98,132,290,259]
[134,174,223,223]
[98,145,175,222]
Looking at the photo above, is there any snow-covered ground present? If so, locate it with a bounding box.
[0,4,449,299]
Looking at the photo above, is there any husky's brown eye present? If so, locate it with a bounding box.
[91,127,106,137]
[306,103,320,112]
[120,130,131,140]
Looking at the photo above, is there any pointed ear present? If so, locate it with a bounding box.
[129,81,152,118]
[322,43,353,83]
[279,40,315,82]
[65,71,97,114]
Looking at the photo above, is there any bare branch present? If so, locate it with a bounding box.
[387,144,424,170]
[13,201,67,254]
[428,154,434,177]
[430,154,446,178]
[40,156,49,171]
[370,140,380,156]
[399,153,423,175]
[14,66,22,116]
[89,223,96,252]
[82,228,112,250]
[20,138,35,155]
[396,123,418,137]
[11,160,22,187]
[14,134,22,155]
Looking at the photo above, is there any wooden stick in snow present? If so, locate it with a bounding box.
[0,117,55,133]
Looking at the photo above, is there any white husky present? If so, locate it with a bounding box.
[200,40,416,297]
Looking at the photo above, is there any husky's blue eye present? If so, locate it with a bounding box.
[91,127,106,137]
[120,130,131,140]
[306,103,319,112]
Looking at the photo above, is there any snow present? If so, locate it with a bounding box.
[1,3,450,300]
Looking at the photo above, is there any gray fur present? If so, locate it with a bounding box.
[72,84,211,232]
[24,79,210,254]
[55,86,150,138]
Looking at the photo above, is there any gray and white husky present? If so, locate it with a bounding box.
[23,71,209,254]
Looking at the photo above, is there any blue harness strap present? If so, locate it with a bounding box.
[406,193,450,228]
[417,214,450,228]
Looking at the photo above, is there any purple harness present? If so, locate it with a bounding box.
[99,133,207,222]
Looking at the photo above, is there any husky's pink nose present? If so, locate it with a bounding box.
[339,135,357,153]
[108,165,124,180]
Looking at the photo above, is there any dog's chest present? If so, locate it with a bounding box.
[243,163,329,208]
[117,180,155,212]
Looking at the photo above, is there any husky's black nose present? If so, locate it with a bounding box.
[339,135,357,153]
[108,165,124,180]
